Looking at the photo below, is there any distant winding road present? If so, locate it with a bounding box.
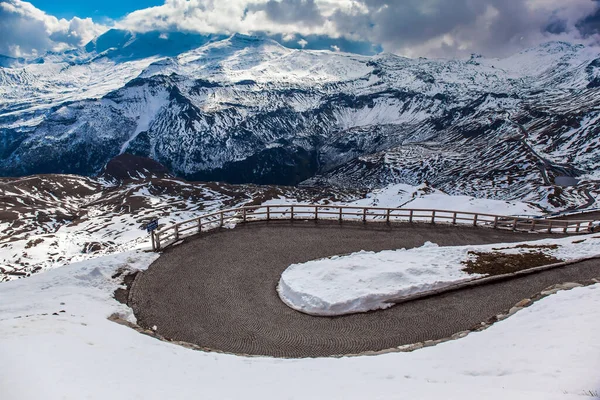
[506,115,595,210]
[130,220,600,358]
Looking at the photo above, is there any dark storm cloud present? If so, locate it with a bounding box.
[332,0,485,42]
[545,17,568,35]
[334,0,599,56]
[577,1,600,36]
[252,0,600,57]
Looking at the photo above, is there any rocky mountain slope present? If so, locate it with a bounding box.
[1,31,599,209]
[0,154,362,281]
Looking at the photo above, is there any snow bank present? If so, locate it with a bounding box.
[278,242,479,315]
[278,235,600,316]
[0,251,159,324]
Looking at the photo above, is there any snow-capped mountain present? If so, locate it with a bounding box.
[1,31,599,208]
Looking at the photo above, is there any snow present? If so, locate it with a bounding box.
[2,37,600,397]
[0,178,253,281]
[259,183,543,223]
[119,87,170,154]
[148,35,374,85]
[1,250,599,399]
[279,234,600,316]
[479,42,598,89]
[351,183,543,216]
[0,178,579,283]
[2,39,600,211]
[278,241,477,316]
[0,55,161,117]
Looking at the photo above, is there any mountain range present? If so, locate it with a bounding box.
[1,29,599,210]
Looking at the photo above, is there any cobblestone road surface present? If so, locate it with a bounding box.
[130,221,599,357]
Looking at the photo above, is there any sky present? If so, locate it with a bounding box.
[1,0,599,59]
[26,0,164,19]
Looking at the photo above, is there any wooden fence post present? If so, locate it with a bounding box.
[431,210,436,224]
[386,209,391,224]
[174,224,179,240]
[151,231,156,251]
[339,207,343,222]
[198,217,202,233]
[473,214,478,227]
[530,219,536,231]
[512,218,518,230]
[315,206,318,220]
[363,208,367,223]
[493,216,498,229]
[576,222,581,233]
[291,206,294,221]
[409,210,414,223]
[547,220,553,233]
[453,212,457,225]
[267,206,270,221]
[242,208,247,222]
[155,233,161,251]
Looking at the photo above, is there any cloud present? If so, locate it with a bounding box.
[577,1,600,38]
[2,0,600,59]
[248,0,325,27]
[116,0,600,57]
[327,0,600,57]
[0,0,106,57]
[117,0,338,37]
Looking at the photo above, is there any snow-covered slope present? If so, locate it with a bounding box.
[1,34,599,208]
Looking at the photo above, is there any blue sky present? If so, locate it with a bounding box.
[28,0,163,20]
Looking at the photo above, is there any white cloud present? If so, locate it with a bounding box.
[0,0,107,57]
[117,0,339,37]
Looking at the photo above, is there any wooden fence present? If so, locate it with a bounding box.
[151,204,597,251]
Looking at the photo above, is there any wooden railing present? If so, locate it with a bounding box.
[150,204,597,251]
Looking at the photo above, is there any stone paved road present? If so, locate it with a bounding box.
[130,220,600,358]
